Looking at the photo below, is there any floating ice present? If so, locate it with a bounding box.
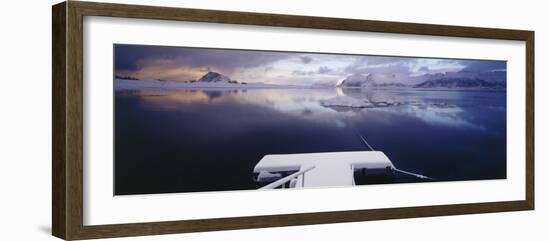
[320,96,375,108]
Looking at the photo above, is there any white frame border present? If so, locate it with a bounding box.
[83,16,526,225]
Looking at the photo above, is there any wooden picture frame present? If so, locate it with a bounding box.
[52,1,534,240]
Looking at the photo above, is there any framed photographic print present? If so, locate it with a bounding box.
[52,1,534,240]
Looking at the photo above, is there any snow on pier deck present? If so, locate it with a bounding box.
[253,151,395,188]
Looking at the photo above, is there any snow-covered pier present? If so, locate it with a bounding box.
[253,151,396,189]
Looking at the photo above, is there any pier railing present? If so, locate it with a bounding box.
[260,166,315,189]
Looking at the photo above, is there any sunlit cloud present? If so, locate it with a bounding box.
[116,58,206,81]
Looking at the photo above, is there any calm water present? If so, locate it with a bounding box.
[114,87,506,195]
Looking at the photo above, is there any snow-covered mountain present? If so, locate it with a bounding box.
[197,71,237,83]
[114,71,284,90]
[417,71,505,83]
[336,73,374,87]
[414,77,505,88]
[414,70,506,89]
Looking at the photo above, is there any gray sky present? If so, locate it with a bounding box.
[115,44,506,85]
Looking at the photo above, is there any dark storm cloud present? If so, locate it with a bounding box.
[299,56,313,64]
[115,44,178,71]
[460,60,507,72]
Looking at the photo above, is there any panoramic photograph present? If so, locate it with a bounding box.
[113,44,507,195]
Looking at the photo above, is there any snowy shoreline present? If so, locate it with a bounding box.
[114,78,305,91]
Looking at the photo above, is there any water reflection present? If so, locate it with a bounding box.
[121,87,501,130]
[114,87,506,194]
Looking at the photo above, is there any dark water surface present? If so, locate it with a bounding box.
[114,87,506,195]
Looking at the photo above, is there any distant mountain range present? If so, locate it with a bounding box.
[413,71,506,89]
[116,70,506,90]
[414,77,506,88]
[332,70,506,89]
[114,71,283,90]
[116,71,246,84]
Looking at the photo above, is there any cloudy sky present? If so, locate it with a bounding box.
[115,44,506,85]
